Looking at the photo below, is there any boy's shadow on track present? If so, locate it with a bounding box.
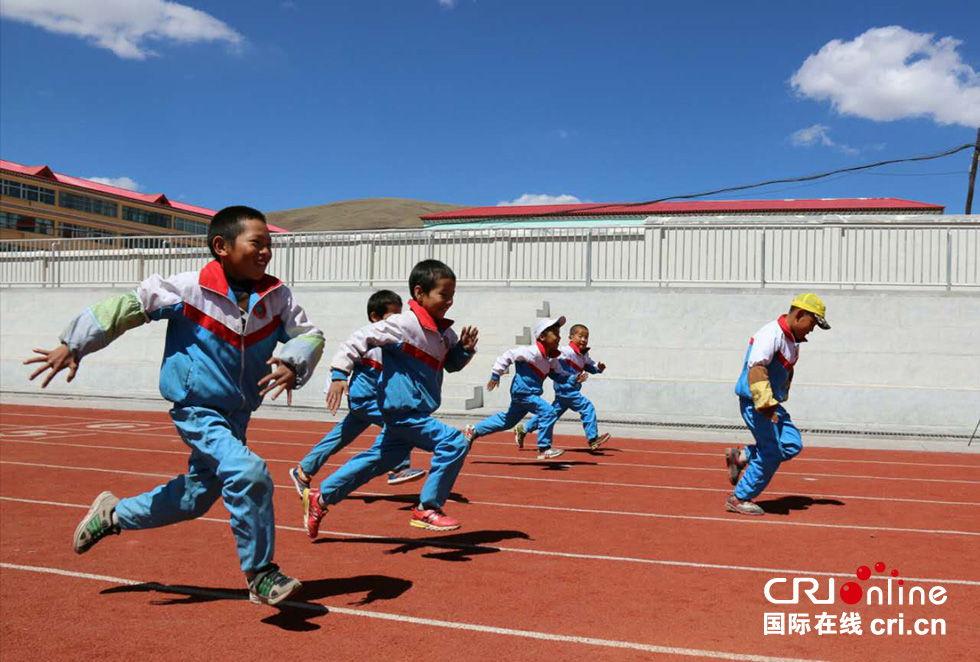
[470,460,597,472]
[101,573,413,632]
[315,528,532,562]
[352,492,470,508]
[756,495,845,515]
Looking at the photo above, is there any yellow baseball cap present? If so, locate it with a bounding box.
[791,293,831,330]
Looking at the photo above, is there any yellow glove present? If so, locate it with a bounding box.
[749,380,779,410]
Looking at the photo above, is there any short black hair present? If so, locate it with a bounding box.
[207,205,267,259]
[367,289,402,320]
[409,259,456,295]
[569,324,588,336]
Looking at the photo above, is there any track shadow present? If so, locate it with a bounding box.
[755,495,846,515]
[470,459,597,472]
[100,574,412,631]
[349,491,470,509]
[315,528,532,562]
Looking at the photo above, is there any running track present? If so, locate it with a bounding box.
[1,404,977,662]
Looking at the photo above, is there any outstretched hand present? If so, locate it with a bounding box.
[326,380,348,415]
[576,372,589,383]
[485,379,499,391]
[25,345,79,388]
[258,357,296,405]
[459,326,479,352]
[597,362,606,373]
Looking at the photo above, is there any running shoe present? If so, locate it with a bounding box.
[302,488,327,540]
[536,448,565,460]
[410,507,461,532]
[73,491,120,554]
[248,564,302,606]
[388,467,426,486]
[725,494,764,516]
[289,466,310,498]
[588,433,611,452]
[514,423,527,450]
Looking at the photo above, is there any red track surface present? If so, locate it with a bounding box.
[1,404,978,661]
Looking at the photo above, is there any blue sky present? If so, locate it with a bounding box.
[2,1,979,213]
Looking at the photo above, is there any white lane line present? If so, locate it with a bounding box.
[5,436,978,487]
[3,458,979,539]
[0,562,834,662]
[2,497,978,589]
[5,440,980,510]
[3,410,978,471]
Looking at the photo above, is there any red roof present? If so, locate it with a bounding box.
[421,198,944,221]
[1,159,287,232]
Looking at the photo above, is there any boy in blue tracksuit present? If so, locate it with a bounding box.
[289,290,425,496]
[26,206,324,606]
[517,323,611,452]
[464,317,569,460]
[726,293,830,516]
[302,260,479,537]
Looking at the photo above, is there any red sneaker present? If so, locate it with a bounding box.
[410,507,461,531]
[302,488,326,539]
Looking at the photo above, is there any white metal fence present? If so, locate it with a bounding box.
[2,221,979,289]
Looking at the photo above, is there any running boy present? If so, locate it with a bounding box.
[26,206,324,605]
[289,290,425,495]
[465,317,569,460]
[301,259,478,537]
[726,293,830,515]
[516,323,610,452]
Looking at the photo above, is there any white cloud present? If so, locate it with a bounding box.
[498,193,583,207]
[0,0,244,60]
[86,176,142,191]
[281,1,296,8]
[790,26,980,127]
[789,123,859,155]
[438,0,456,8]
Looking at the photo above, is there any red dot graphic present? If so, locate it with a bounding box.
[875,562,886,572]
[857,566,871,581]
[899,580,904,585]
[840,582,863,605]
[891,569,899,577]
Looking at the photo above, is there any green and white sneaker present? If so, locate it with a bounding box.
[73,491,120,554]
[248,564,302,606]
[514,423,527,449]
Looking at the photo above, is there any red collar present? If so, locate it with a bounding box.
[409,299,454,333]
[777,314,806,343]
[199,260,281,299]
[569,341,588,355]
[537,341,560,358]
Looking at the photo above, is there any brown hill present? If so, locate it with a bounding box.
[267,198,463,232]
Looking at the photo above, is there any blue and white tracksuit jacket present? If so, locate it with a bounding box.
[733,315,803,501]
[299,348,411,480]
[318,299,475,509]
[473,342,566,451]
[58,260,324,572]
[526,343,602,440]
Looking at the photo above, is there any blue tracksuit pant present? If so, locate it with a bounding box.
[320,414,469,509]
[733,398,803,501]
[474,394,559,451]
[114,406,274,573]
[524,391,598,440]
[299,406,410,478]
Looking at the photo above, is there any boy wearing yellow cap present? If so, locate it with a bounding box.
[726,293,830,515]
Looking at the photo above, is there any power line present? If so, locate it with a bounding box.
[534,142,976,218]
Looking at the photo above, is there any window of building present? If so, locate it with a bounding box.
[0,211,55,235]
[1,178,56,205]
[59,191,118,218]
[58,222,115,239]
[174,217,208,234]
[123,205,172,229]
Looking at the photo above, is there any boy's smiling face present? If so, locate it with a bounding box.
[538,326,562,355]
[415,277,456,319]
[213,218,272,282]
[569,326,589,350]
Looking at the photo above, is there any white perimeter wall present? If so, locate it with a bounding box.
[2,285,978,436]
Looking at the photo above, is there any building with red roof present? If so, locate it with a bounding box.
[1,158,285,242]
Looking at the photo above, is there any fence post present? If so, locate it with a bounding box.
[837,227,844,290]
[657,227,665,286]
[367,234,375,286]
[585,229,593,286]
[504,231,512,286]
[946,229,953,290]
[289,235,297,287]
[759,229,766,288]
[53,241,61,288]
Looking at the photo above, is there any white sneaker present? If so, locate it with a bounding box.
[537,448,565,460]
[514,424,527,449]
